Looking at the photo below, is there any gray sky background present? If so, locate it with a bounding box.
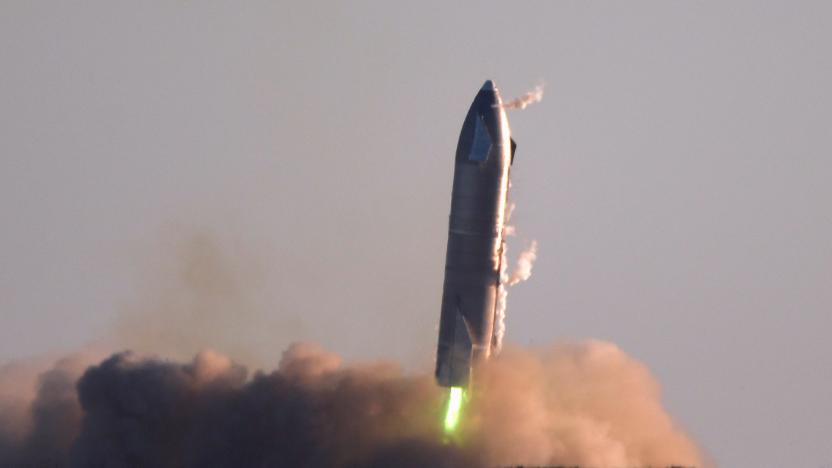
[1,2,830,467]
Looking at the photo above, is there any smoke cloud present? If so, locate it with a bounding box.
[0,233,703,467]
[0,352,99,468]
[499,82,545,110]
[114,231,302,370]
[0,342,704,467]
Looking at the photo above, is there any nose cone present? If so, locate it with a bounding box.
[472,80,499,112]
[479,80,501,104]
[455,80,507,163]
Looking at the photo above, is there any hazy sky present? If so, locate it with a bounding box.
[2,2,830,467]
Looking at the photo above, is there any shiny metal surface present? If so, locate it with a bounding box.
[435,80,513,388]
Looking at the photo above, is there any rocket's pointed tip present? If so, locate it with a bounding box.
[481,80,496,91]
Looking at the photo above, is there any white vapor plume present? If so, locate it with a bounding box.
[491,203,537,354]
[500,82,545,110]
[494,240,540,353]
[492,203,517,353]
[492,201,539,353]
[493,245,509,353]
[508,240,538,286]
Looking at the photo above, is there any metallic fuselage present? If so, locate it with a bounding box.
[435,81,513,388]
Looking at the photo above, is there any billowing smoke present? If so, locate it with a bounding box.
[499,82,545,110]
[1,233,703,467]
[0,352,100,468]
[0,342,704,468]
[113,231,303,370]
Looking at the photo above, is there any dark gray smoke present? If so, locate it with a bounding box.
[0,342,704,468]
[0,355,89,468]
[1,345,481,468]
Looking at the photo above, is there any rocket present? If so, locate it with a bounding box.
[435,80,516,388]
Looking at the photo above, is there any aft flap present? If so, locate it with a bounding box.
[452,303,473,352]
[443,301,473,386]
[510,138,517,164]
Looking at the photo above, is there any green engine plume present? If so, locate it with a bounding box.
[443,386,465,433]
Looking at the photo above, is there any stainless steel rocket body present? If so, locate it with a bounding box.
[435,81,514,388]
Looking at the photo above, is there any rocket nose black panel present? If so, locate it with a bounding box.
[467,115,493,162]
[473,86,498,115]
[455,82,502,164]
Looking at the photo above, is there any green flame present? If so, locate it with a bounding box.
[443,387,465,433]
